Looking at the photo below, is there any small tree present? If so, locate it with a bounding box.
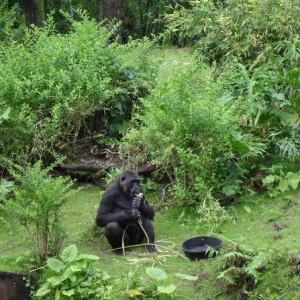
[0,160,79,266]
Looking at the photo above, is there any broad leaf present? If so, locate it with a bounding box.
[62,289,75,296]
[62,244,78,262]
[279,179,289,193]
[176,273,198,281]
[75,253,99,261]
[262,175,275,185]
[55,289,60,300]
[287,172,299,190]
[36,283,50,296]
[157,284,176,294]
[47,275,63,286]
[146,267,168,281]
[227,136,250,155]
[222,185,236,196]
[124,290,143,297]
[0,108,11,124]
[47,258,65,273]
[0,179,14,200]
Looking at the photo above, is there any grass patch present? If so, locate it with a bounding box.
[2,184,300,298]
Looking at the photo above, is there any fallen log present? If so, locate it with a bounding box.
[59,163,156,175]
[61,164,104,172]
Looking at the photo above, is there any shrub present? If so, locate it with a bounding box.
[121,60,238,203]
[0,160,79,266]
[0,10,156,165]
[163,0,300,65]
[35,244,112,299]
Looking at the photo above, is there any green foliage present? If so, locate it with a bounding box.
[0,0,19,43]
[163,0,300,65]
[217,246,278,297]
[103,168,123,186]
[144,267,197,299]
[0,10,156,165]
[0,178,14,201]
[35,244,113,299]
[121,60,237,203]
[0,160,79,266]
[195,191,232,233]
[261,165,300,197]
[122,0,179,39]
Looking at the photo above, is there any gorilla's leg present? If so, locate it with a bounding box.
[105,222,130,253]
[136,217,157,253]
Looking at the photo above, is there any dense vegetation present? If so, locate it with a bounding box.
[1,0,300,299]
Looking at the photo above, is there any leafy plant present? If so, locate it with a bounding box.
[0,160,79,266]
[121,60,237,204]
[163,0,300,65]
[144,267,197,299]
[35,244,113,299]
[261,165,300,197]
[217,246,278,298]
[0,178,14,201]
[195,190,232,234]
[0,10,156,166]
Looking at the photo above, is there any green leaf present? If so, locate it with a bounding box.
[55,289,60,300]
[0,108,11,124]
[0,179,14,200]
[262,175,275,185]
[175,273,198,281]
[61,244,78,262]
[75,253,99,261]
[146,267,168,281]
[244,206,251,213]
[60,267,72,281]
[47,258,65,272]
[62,289,75,296]
[124,290,143,297]
[47,275,62,286]
[287,172,299,190]
[36,283,50,296]
[222,185,236,196]
[157,284,176,294]
[227,136,250,155]
[279,179,289,193]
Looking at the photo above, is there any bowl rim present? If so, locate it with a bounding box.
[181,235,222,253]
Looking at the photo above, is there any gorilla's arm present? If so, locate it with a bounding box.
[133,196,155,220]
[96,189,140,227]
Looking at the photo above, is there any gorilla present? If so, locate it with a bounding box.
[96,170,156,253]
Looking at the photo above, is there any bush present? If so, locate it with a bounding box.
[121,60,238,204]
[163,0,300,65]
[0,160,79,266]
[0,10,157,165]
[35,244,112,299]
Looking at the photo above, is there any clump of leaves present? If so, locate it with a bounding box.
[0,159,79,266]
[142,267,197,299]
[0,178,14,201]
[35,244,112,299]
[217,246,278,298]
[195,190,232,234]
[121,60,237,204]
[261,164,300,197]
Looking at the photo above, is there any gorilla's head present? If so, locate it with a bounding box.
[119,170,141,198]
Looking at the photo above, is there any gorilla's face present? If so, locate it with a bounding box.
[129,180,141,198]
[120,171,141,199]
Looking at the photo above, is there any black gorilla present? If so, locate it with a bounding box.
[96,170,156,253]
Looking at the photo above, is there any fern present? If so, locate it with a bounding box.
[217,267,238,285]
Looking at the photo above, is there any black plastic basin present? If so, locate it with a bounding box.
[182,236,222,260]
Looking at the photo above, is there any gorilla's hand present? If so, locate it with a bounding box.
[132,195,144,209]
[124,208,141,220]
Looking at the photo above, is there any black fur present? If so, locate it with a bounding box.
[96,170,156,253]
